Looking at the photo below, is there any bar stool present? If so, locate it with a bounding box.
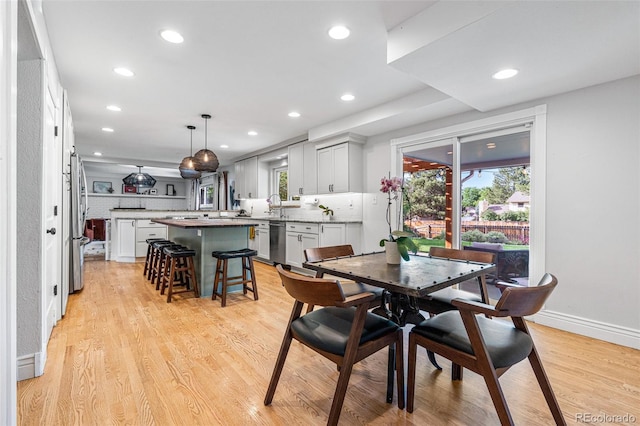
[160,245,199,303]
[144,238,170,279]
[149,240,177,285]
[211,249,259,307]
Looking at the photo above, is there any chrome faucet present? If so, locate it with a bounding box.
[267,193,285,218]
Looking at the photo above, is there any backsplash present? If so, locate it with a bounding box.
[239,193,363,221]
[87,195,189,219]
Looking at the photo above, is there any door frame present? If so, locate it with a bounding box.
[0,0,18,423]
[391,105,547,283]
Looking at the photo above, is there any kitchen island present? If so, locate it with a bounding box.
[151,218,259,298]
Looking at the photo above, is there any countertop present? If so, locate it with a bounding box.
[151,218,259,228]
[248,216,362,224]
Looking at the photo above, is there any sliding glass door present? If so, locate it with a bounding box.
[399,126,532,288]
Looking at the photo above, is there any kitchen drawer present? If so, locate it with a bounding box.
[286,222,318,234]
[136,219,166,228]
[136,226,167,241]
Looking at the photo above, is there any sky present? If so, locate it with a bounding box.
[462,169,498,189]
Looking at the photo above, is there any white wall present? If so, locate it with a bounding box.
[16,59,45,370]
[360,75,640,346]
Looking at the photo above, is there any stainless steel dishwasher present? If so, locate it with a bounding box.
[269,220,287,265]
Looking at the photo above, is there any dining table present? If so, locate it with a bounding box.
[302,251,496,402]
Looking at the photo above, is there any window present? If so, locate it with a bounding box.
[274,166,288,201]
[199,184,215,209]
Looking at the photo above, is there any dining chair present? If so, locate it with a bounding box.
[416,246,496,315]
[303,245,384,312]
[264,265,404,426]
[407,273,565,426]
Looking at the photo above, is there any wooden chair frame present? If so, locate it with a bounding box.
[407,273,565,425]
[303,245,383,312]
[265,265,404,426]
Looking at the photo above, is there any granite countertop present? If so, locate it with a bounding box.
[248,217,362,224]
[151,218,259,228]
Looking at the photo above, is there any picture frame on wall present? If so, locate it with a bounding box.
[123,185,137,193]
[166,184,175,196]
[93,181,112,193]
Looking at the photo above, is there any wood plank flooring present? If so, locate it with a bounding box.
[18,259,640,425]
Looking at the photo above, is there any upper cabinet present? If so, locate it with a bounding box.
[315,134,364,194]
[287,141,317,198]
[234,156,260,199]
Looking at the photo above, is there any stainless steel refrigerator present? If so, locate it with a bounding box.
[70,152,89,293]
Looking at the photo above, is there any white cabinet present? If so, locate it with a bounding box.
[256,221,270,260]
[319,223,346,248]
[316,140,362,194]
[234,156,259,199]
[285,222,319,268]
[288,142,317,198]
[117,219,136,259]
[135,219,167,257]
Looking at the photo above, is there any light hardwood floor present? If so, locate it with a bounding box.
[18,259,640,425]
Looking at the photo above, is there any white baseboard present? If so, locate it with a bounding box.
[534,310,640,349]
[17,352,44,381]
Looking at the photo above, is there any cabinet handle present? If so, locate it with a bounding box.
[148,233,156,236]
[299,188,302,195]
[298,234,302,242]
[132,221,135,226]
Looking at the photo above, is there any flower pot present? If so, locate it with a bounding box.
[385,241,401,265]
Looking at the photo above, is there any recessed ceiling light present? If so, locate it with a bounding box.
[288,112,300,118]
[492,68,518,80]
[248,130,258,136]
[106,105,121,112]
[160,29,184,44]
[340,93,355,101]
[220,145,229,149]
[113,67,134,77]
[101,127,114,132]
[93,152,103,156]
[487,142,496,149]
[328,25,350,40]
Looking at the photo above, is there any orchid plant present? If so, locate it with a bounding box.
[379,174,417,261]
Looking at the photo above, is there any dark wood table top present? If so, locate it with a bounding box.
[151,218,259,228]
[303,252,496,298]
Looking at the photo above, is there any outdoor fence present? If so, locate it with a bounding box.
[409,219,530,244]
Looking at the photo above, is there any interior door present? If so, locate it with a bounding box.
[43,87,61,336]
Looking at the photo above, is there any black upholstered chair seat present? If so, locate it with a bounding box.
[412,311,533,369]
[291,306,399,356]
[212,248,258,259]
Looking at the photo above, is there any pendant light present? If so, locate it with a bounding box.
[179,125,202,179]
[122,165,156,188]
[193,114,219,172]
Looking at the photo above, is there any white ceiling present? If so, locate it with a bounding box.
[40,1,639,172]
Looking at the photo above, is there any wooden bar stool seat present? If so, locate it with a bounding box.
[160,246,199,303]
[211,248,259,307]
[144,238,171,280]
[149,240,176,285]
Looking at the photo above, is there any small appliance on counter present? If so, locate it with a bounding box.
[236,209,251,217]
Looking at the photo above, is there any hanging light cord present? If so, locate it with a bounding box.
[190,127,194,155]
[204,115,209,149]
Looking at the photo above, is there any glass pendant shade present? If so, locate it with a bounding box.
[122,166,156,187]
[194,114,219,172]
[179,125,202,179]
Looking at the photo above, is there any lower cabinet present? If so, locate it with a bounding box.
[285,223,319,268]
[256,221,270,260]
[319,222,346,248]
[135,219,167,257]
[117,219,137,259]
